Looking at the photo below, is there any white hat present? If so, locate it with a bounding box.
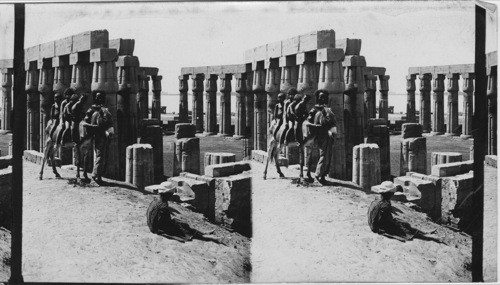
[373,181,398,194]
[158,181,176,195]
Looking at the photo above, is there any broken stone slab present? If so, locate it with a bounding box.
[441,171,473,224]
[169,175,215,221]
[205,161,251,178]
[431,160,474,177]
[394,175,441,220]
[72,30,109,53]
[175,123,196,139]
[402,123,423,138]
[204,152,236,167]
[109,38,135,56]
[335,38,362,56]
[431,152,462,167]
[125,144,154,190]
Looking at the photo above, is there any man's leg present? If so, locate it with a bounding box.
[315,136,328,182]
[92,138,105,183]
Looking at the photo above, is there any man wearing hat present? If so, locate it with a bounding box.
[146,182,223,244]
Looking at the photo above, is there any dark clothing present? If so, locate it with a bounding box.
[146,199,195,241]
[309,105,336,178]
[89,104,113,179]
[368,198,394,233]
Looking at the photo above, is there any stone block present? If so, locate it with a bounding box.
[352,144,381,191]
[364,66,386,76]
[316,48,345,62]
[24,45,40,63]
[342,55,366,67]
[431,160,474,177]
[207,65,222,75]
[394,175,441,220]
[431,152,462,167]
[192,66,208,75]
[485,155,497,168]
[175,123,196,139]
[170,175,215,220]
[72,30,109,53]
[254,45,267,61]
[0,155,12,169]
[335,38,362,55]
[251,149,288,167]
[40,41,56,59]
[267,41,282,58]
[174,137,200,176]
[52,56,69,67]
[115,55,139,67]
[244,49,253,63]
[23,150,61,167]
[402,123,423,138]
[69,52,90,65]
[205,161,251,178]
[141,67,159,76]
[89,48,118,62]
[279,55,296,67]
[299,30,335,53]
[281,36,300,56]
[125,144,154,190]
[441,171,473,224]
[400,137,427,175]
[204,152,236,167]
[55,36,73,56]
[0,59,13,69]
[109,38,134,56]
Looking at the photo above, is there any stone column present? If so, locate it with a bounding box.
[364,74,377,122]
[90,48,119,180]
[204,74,218,136]
[38,59,54,153]
[233,73,246,139]
[191,73,204,133]
[218,73,232,137]
[253,62,267,151]
[344,56,366,179]
[69,52,92,110]
[378,75,390,120]
[245,72,254,138]
[25,61,39,151]
[137,73,150,120]
[178,74,189,123]
[297,52,318,108]
[352,143,381,191]
[430,74,445,135]
[265,58,280,131]
[53,55,72,164]
[116,55,139,180]
[151,75,162,121]
[487,67,497,155]
[317,48,346,179]
[406,74,417,123]
[418,73,432,133]
[461,73,474,139]
[445,73,460,136]
[1,68,13,131]
[279,55,299,165]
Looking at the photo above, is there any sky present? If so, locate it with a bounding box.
[0,1,497,113]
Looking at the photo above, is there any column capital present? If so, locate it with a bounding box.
[264,58,279,69]
[446,73,460,92]
[279,56,296,67]
[265,67,280,94]
[52,56,70,68]
[406,74,416,92]
[1,70,13,87]
[316,48,345,62]
[116,55,139,67]
[406,74,416,80]
[379,75,390,91]
[432,74,445,92]
[462,72,475,79]
[234,73,247,93]
[296,52,315,65]
[178,74,189,92]
[151,75,162,91]
[138,74,150,91]
[37,58,52,70]
[364,74,377,91]
[90,48,118,63]
[219,73,232,92]
[191,73,205,92]
[252,69,265,92]
[205,74,218,92]
[69,52,90,65]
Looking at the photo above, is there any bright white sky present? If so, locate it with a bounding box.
[0,1,496,112]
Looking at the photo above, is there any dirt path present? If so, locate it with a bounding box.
[251,161,471,282]
[22,161,250,283]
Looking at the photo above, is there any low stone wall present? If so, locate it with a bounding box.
[23,150,61,167]
[251,149,288,167]
[431,160,473,177]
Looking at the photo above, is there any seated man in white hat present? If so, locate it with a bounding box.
[146,182,223,244]
[368,181,443,243]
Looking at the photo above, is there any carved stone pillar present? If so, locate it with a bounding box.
[69,52,92,110]
[90,48,119,179]
[245,71,254,138]
[151,75,162,120]
[344,56,366,179]
[430,74,445,135]
[364,74,377,122]
[265,58,280,131]
[234,73,247,139]
[297,52,318,109]
[218,73,232,136]
[445,73,460,136]
[204,74,218,136]
[317,48,346,179]
[487,67,497,155]
[137,73,150,120]
[461,73,474,139]
[253,62,266,151]
[53,55,72,164]
[1,68,12,131]
[378,75,390,120]
[191,73,205,133]
[178,74,189,123]
[38,59,54,153]
[25,61,40,151]
[418,74,432,133]
[279,56,298,164]
[406,74,417,123]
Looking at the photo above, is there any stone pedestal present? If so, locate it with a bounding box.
[406,74,417,123]
[178,75,189,123]
[316,48,346,179]
[352,143,381,191]
[25,62,39,151]
[218,73,232,137]
[38,59,54,153]
[400,137,427,175]
[365,119,390,181]
[253,67,266,151]
[191,74,205,133]
[204,74,218,136]
[174,137,200,176]
[138,124,163,183]
[125,144,154,191]
[151,75,162,121]
[234,73,247,139]
[137,74,149,120]
[445,73,460,136]
[418,74,432,133]
[431,152,462,167]
[461,73,474,139]
[430,74,445,135]
[378,75,390,121]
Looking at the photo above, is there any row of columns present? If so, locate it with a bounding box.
[406,72,474,138]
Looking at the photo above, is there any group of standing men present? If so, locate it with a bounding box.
[46,88,113,185]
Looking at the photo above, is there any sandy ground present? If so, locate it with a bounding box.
[251,161,472,283]
[21,161,250,283]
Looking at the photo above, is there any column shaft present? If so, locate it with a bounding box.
[137,74,150,120]
[53,56,72,164]
[191,74,204,133]
[461,73,474,139]
[25,62,39,151]
[297,56,318,109]
[1,69,13,131]
[279,57,299,164]
[178,75,189,123]
[265,62,280,132]
[253,68,266,151]
[151,75,162,120]
[38,60,54,153]
[378,75,390,120]
[487,67,497,155]
[234,73,247,139]
[431,74,445,135]
[204,74,218,135]
[245,72,254,138]
[419,74,432,133]
[364,75,377,122]
[406,74,416,123]
[445,73,460,136]
[218,73,232,136]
